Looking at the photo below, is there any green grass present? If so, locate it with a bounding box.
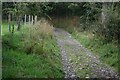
[3,49,63,78]
[52,16,119,73]
[69,28,119,72]
[2,20,64,78]
[2,20,23,35]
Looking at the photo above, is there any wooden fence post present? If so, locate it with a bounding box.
[24,14,26,27]
[35,15,37,23]
[31,15,33,25]
[8,14,11,32]
[29,15,30,25]
[12,25,14,35]
[17,15,21,31]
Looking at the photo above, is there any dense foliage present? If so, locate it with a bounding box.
[2,2,120,77]
[2,2,119,42]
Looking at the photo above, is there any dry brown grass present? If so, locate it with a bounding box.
[24,18,54,54]
[30,18,53,39]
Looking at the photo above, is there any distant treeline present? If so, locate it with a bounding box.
[2,2,120,42]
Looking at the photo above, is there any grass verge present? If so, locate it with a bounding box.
[68,27,119,72]
[52,16,119,73]
[2,19,64,78]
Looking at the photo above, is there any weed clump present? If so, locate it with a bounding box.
[24,19,54,55]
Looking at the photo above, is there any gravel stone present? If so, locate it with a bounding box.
[54,28,120,79]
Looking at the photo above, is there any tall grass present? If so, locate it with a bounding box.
[2,19,64,78]
[71,30,119,71]
[52,16,119,72]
